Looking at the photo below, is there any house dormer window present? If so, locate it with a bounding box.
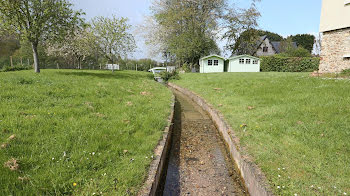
[208,60,213,66]
[214,60,219,66]
[246,59,251,64]
[263,47,268,53]
[239,59,244,64]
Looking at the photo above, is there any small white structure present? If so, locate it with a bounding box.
[106,64,120,70]
[148,67,167,74]
[199,54,225,73]
[166,66,176,72]
[227,55,260,72]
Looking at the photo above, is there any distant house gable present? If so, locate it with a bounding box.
[255,36,297,56]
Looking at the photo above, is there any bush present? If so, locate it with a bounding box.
[340,69,350,76]
[260,56,320,72]
[159,70,180,82]
[181,63,191,73]
[1,65,33,72]
[278,47,312,57]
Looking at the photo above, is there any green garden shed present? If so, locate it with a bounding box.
[199,54,225,73]
[228,55,260,72]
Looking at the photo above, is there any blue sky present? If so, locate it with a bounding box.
[71,0,322,59]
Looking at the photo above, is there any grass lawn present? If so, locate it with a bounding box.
[0,70,172,195]
[172,72,350,195]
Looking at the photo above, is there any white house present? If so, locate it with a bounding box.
[228,55,260,72]
[199,54,225,73]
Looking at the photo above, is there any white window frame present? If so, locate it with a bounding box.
[253,60,258,64]
[239,59,244,64]
[208,60,213,66]
[214,60,219,66]
[246,59,251,64]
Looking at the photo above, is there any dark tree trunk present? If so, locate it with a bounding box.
[31,42,40,73]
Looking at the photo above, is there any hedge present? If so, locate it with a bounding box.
[260,56,320,72]
[0,65,32,72]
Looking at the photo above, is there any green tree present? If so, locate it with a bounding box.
[91,16,136,69]
[256,30,283,41]
[290,34,315,53]
[148,0,225,65]
[222,1,261,56]
[0,0,83,73]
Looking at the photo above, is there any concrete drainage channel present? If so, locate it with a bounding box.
[139,83,272,196]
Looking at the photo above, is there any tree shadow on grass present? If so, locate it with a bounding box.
[56,70,155,80]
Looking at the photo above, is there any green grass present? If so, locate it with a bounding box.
[0,70,172,195]
[172,72,350,195]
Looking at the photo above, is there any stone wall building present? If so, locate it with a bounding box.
[319,0,350,73]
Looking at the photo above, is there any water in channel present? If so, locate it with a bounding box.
[161,89,248,196]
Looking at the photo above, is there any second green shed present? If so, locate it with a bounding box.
[228,55,260,72]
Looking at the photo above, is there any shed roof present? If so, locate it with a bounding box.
[200,54,226,60]
[228,54,260,60]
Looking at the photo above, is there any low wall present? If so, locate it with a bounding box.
[137,96,175,196]
[168,83,273,196]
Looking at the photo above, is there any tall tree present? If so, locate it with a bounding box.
[256,30,283,42]
[91,16,136,67]
[0,0,83,73]
[147,0,225,65]
[223,1,261,56]
[290,34,315,53]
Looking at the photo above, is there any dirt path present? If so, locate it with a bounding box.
[162,89,248,196]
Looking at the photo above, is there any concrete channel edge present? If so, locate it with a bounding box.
[168,83,274,196]
[137,95,175,196]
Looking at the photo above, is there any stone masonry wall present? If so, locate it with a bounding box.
[319,27,350,73]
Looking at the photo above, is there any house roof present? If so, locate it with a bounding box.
[228,54,260,60]
[200,54,226,60]
[270,41,298,54]
[256,35,298,54]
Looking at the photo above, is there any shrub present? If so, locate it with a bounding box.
[181,63,191,73]
[278,47,312,57]
[1,65,32,72]
[159,70,180,82]
[340,69,350,76]
[260,56,320,72]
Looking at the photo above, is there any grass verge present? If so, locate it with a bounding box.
[172,72,350,195]
[0,69,172,195]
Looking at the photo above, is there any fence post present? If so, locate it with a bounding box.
[136,64,138,71]
[10,56,13,67]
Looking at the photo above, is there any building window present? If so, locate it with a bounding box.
[246,59,251,64]
[239,59,244,64]
[214,60,219,66]
[263,47,268,53]
[253,60,258,64]
[208,60,213,66]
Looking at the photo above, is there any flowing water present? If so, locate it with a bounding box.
[161,89,248,196]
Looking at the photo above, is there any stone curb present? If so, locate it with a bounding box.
[137,95,175,196]
[168,83,273,196]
